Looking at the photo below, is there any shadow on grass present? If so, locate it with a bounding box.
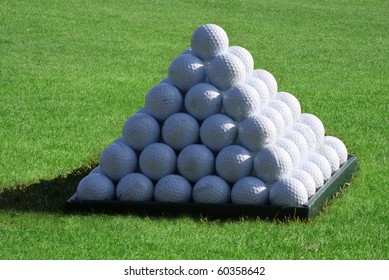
[0,166,94,213]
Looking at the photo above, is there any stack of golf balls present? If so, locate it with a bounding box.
[77,24,348,207]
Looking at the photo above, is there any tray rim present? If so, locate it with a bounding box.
[65,155,358,220]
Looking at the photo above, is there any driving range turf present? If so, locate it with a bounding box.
[1,0,388,259]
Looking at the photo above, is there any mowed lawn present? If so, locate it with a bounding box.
[0,0,388,259]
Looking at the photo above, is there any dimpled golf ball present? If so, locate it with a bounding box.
[291,169,316,198]
[145,83,183,122]
[268,99,294,128]
[246,77,271,106]
[185,83,222,121]
[323,136,348,165]
[275,137,301,167]
[215,145,253,184]
[116,173,154,202]
[193,175,230,204]
[200,114,238,152]
[76,173,115,200]
[177,144,215,182]
[228,46,254,74]
[238,114,277,153]
[191,24,229,61]
[307,151,332,181]
[260,106,286,137]
[154,174,192,203]
[222,84,261,121]
[283,129,309,160]
[122,113,160,151]
[231,176,268,205]
[292,122,317,151]
[254,145,293,184]
[162,112,199,151]
[299,113,325,145]
[207,53,246,91]
[251,69,278,96]
[298,160,324,190]
[316,144,340,173]
[139,143,177,181]
[168,54,206,92]
[99,142,137,181]
[275,92,301,121]
[269,178,308,207]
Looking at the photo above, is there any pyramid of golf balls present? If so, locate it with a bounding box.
[76,24,349,207]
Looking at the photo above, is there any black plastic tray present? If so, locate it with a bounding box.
[65,156,358,220]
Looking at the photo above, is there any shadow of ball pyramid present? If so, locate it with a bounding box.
[76,24,349,207]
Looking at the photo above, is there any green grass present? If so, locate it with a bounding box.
[1,0,388,259]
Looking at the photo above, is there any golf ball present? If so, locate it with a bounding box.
[191,24,229,61]
[76,173,115,200]
[177,144,215,183]
[192,175,230,204]
[139,142,177,181]
[215,145,253,184]
[162,112,199,151]
[99,142,137,181]
[116,173,154,202]
[231,176,268,205]
[222,83,261,121]
[154,174,192,203]
[184,83,222,121]
[168,54,206,92]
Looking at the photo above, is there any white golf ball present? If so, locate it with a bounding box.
[139,143,177,181]
[162,112,199,151]
[260,106,286,137]
[207,52,246,91]
[231,176,268,205]
[228,46,254,74]
[177,144,215,183]
[192,175,230,204]
[268,99,294,128]
[99,142,137,181]
[246,77,271,106]
[275,137,301,167]
[251,69,278,96]
[254,145,293,184]
[222,84,261,121]
[145,83,183,121]
[292,122,317,151]
[290,169,316,198]
[76,173,115,200]
[238,114,277,153]
[275,92,301,121]
[316,144,340,173]
[200,113,238,152]
[269,178,308,207]
[283,129,309,160]
[168,54,206,92]
[307,151,332,181]
[215,145,253,184]
[298,160,324,190]
[116,173,154,202]
[299,113,325,145]
[323,136,348,165]
[184,83,222,121]
[154,174,192,203]
[122,113,160,151]
[191,24,229,61]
